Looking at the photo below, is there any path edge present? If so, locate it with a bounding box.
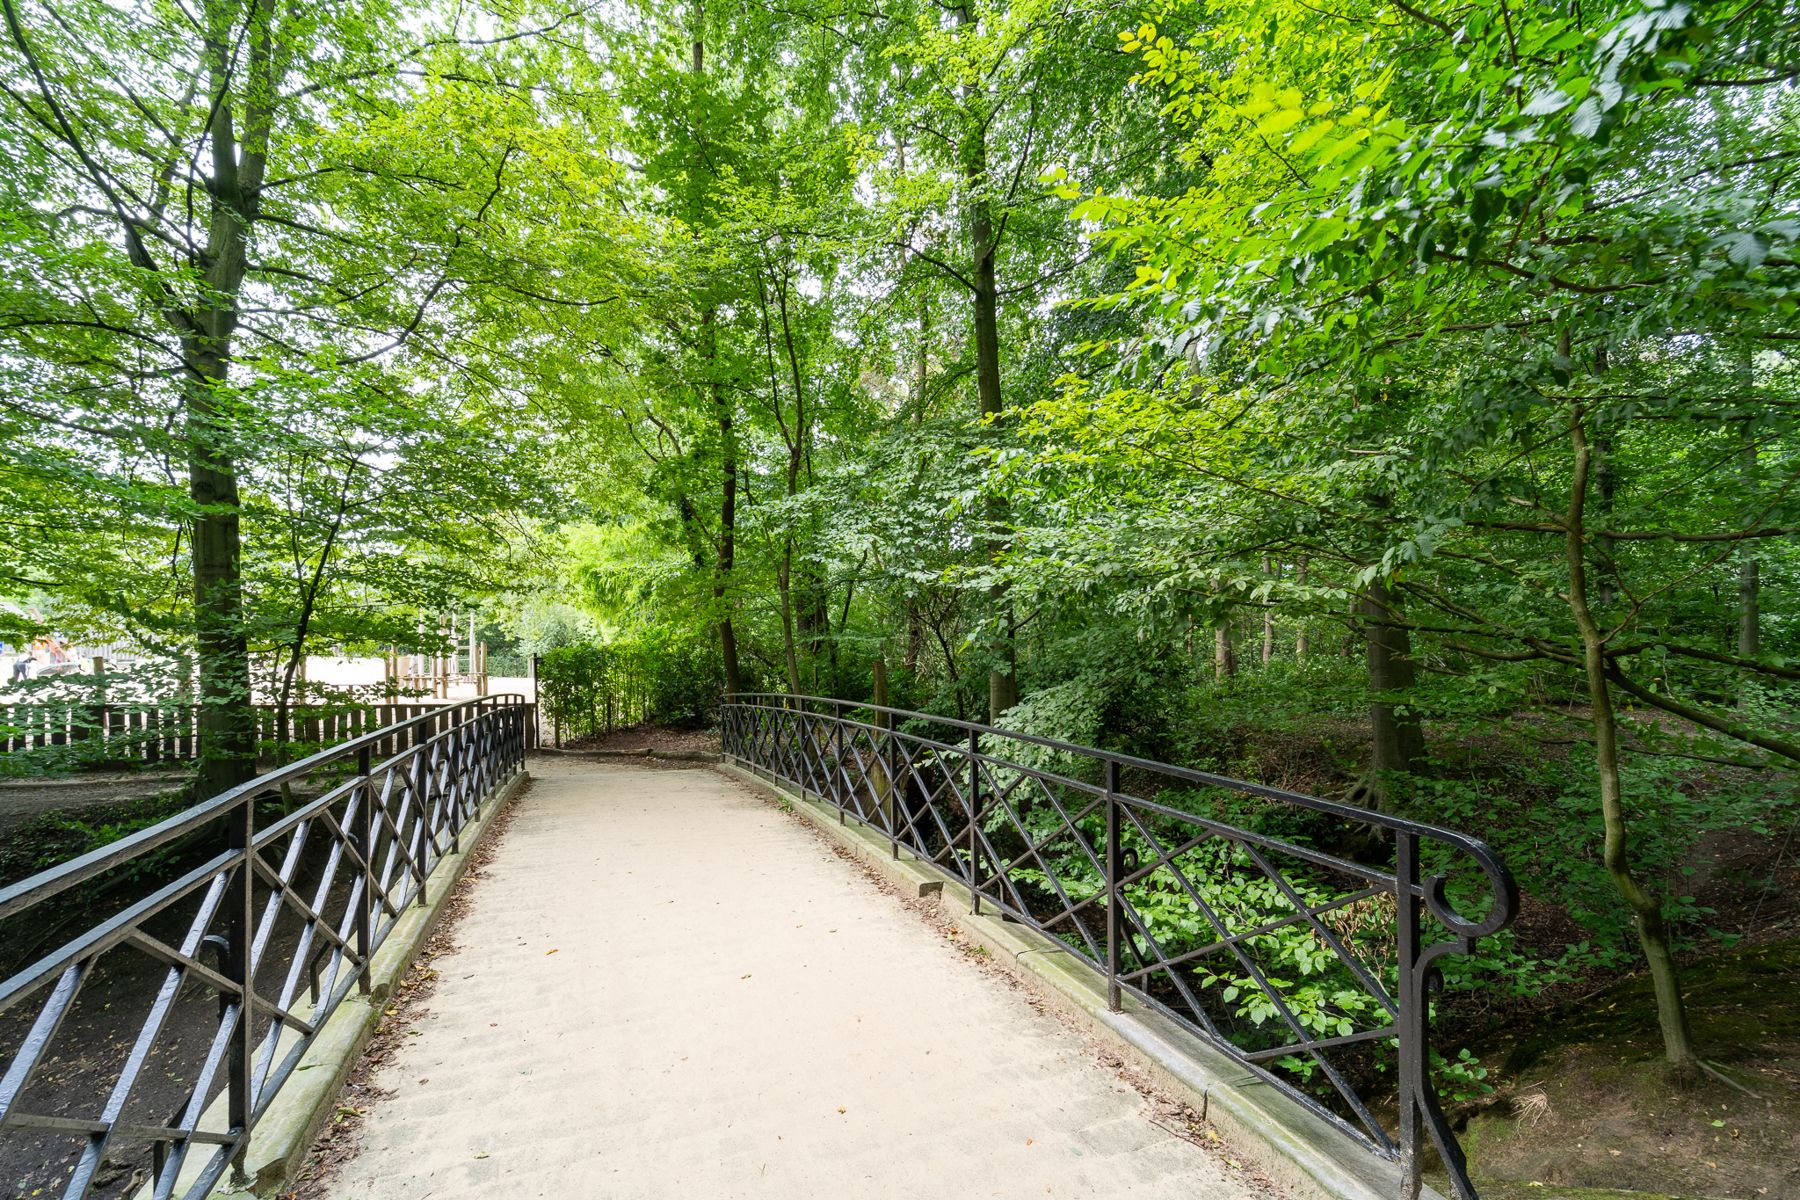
[206,767,532,1199]
[717,759,1444,1200]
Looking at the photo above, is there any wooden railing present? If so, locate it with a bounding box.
[1,702,471,762]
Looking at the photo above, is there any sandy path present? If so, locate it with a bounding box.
[325,757,1266,1200]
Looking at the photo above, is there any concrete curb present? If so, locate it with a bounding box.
[534,747,722,763]
[201,767,532,1199]
[717,760,1442,1200]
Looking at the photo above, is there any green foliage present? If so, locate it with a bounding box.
[516,602,600,659]
[3,0,1797,1111]
[536,632,724,740]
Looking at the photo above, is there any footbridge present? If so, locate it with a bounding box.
[0,695,1516,1200]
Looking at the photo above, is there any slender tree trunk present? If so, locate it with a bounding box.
[956,2,1015,724]
[273,462,355,764]
[689,14,741,697]
[1592,345,1619,611]
[715,416,741,694]
[1566,411,1701,1076]
[1595,431,1618,610]
[1294,557,1309,660]
[1737,392,1760,676]
[905,602,924,675]
[777,536,802,697]
[1260,556,1275,665]
[1214,613,1237,681]
[906,264,931,682]
[1360,576,1423,792]
[774,262,818,695]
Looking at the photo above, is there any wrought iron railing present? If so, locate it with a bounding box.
[722,694,1517,1200]
[0,695,532,1200]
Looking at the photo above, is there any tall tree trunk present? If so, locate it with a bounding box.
[777,545,803,697]
[1594,345,1618,610]
[956,2,1015,724]
[1260,556,1275,665]
[1294,557,1309,660]
[905,602,924,675]
[1360,576,1423,792]
[710,318,742,696]
[1213,586,1237,681]
[1737,361,1760,677]
[1595,432,1618,610]
[185,341,256,797]
[690,12,741,697]
[183,0,279,797]
[774,262,819,693]
[1566,412,1701,1077]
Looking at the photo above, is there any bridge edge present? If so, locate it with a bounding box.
[202,767,533,1199]
[716,758,1450,1200]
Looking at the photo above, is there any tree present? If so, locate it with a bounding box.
[1063,0,1799,1080]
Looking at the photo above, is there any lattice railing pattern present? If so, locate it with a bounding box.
[723,695,1516,1200]
[0,696,530,1200]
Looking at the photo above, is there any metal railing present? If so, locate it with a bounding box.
[0,695,533,1200]
[722,694,1517,1200]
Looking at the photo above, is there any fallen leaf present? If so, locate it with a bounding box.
[474,1152,489,1160]
[836,1107,846,1114]
[545,949,559,956]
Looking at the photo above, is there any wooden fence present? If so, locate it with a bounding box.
[0,702,464,763]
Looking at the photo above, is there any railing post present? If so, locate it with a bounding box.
[885,712,898,860]
[227,793,255,1173]
[449,720,465,856]
[1105,759,1122,1013]
[1395,831,1424,1198]
[968,726,981,916]
[354,743,374,994]
[830,714,844,812]
[409,744,431,895]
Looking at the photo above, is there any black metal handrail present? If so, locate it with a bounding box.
[0,694,534,1200]
[722,693,1517,1200]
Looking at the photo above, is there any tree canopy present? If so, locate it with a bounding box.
[3,0,1796,1158]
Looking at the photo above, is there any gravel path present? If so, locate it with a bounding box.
[324,757,1267,1200]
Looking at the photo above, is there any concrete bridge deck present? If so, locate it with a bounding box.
[320,757,1268,1199]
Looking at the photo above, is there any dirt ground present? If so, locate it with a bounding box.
[0,771,191,840]
[1463,935,1800,1199]
[560,723,720,755]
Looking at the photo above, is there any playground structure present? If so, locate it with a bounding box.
[384,613,491,699]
